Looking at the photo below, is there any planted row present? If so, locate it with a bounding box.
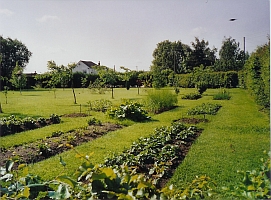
[104,122,201,187]
[1,151,269,199]
[0,114,61,137]
[187,102,222,116]
[0,119,122,167]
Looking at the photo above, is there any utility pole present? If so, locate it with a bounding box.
[243,37,246,65]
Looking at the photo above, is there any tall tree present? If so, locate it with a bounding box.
[215,37,245,71]
[186,37,217,70]
[0,36,32,83]
[152,40,190,74]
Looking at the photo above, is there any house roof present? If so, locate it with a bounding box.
[79,60,97,68]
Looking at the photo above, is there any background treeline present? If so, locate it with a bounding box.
[1,36,269,111]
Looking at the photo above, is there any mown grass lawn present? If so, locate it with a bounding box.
[0,87,269,196]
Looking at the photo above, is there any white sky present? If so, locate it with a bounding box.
[0,0,270,73]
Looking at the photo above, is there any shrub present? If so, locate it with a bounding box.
[143,89,178,113]
[195,81,208,94]
[213,88,231,100]
[87,117,102,126]
[87,99,112,112]
[182,92,202,100]
[49,114,61,124]
[107,100,150,121]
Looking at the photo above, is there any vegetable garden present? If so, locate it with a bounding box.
[0,87,270,199]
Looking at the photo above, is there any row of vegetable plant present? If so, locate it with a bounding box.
[0,114,61,136]
[0,118,122,167]
[103,122,201,188]
[1,136,269,199]
[187,102,222,117]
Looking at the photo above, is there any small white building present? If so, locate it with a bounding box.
[72,60,99,74]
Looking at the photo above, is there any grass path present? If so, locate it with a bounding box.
[28,106,183,179]
[168,88,270,191]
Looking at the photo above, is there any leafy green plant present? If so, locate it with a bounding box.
[107,100,150,121]
[37,142,52,156]
[49,114,61,124]
[0,114,61,136]
[23,117,36,129]
[182,92,202,100]
[195,81,208,94]
[222,151,271,199]
[143,89,178,113]
[213,88,231,100]
[87,117,102,126]
[187,102,222,117]
[104,122,199,185]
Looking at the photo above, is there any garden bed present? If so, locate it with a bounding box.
[0,123,122,168]
[173,117,209,124]
[103,122,203,189]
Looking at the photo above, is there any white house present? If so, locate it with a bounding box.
[72,60,99,74]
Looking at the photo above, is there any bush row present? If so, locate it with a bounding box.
[241,41,270,109]
[177,71,239,88]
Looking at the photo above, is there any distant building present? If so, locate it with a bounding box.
[25,71,38,89]
[72,60,99,74]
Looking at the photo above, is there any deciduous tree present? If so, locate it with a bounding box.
[0,36,32,85]
[186,37,217,70]
[215,37,245,71]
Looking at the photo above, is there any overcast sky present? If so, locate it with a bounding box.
[0,0,270,73]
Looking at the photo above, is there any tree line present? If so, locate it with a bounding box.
[0,35,269,110]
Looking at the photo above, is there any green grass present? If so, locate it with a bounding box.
[168,88,270,195]
[0,87,269,197]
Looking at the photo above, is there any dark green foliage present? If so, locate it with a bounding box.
[195,81,208,94]
[187,103,222,116]
[0,36,32,83]
[107,100,150,121]
[143,89,178,113]
[87,117,102,126]
[0,114,61,136]
[177,71,239,88]
[49,114,61,124]
[215,36,245,71]
[213,88,231,100]
[243,41,270,110]
[182,92,202,100]
[104,122,198,185]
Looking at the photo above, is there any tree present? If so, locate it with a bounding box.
[151,40,191,74]
[97,66,118,99]
[186,37,217,70]
[47,61,77,103]
[0,36,32,87]
[10,62,27,94]
[120,66,132,90]
[215,37,245,71]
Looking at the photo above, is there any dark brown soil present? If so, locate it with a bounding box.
[137,129,202,189]
[62,113,89,117]
[0,123,122,168]
[173,117,209,124]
